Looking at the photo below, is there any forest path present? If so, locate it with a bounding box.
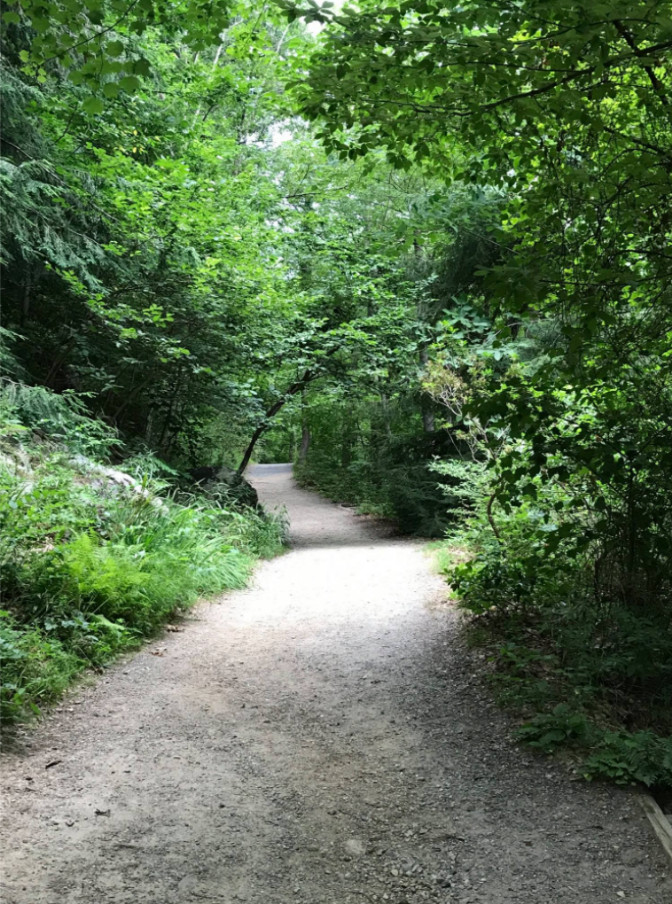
[1,464,670,904]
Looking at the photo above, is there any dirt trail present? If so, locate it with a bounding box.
[1,464,670,904]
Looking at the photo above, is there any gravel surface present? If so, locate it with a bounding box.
[1,463,670,903]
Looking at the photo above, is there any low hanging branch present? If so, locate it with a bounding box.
[236,343,345,475]
[236,368,317,476]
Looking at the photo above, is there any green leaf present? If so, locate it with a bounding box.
[107,40,125,57]
[133,58,151,77]
[82,96,104,115]
[119,75,141,93]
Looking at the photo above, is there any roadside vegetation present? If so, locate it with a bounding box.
[0,376,285,723]
[283,0,672,788]
[3,0,672,788]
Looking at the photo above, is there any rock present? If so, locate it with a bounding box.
[345,838,365,857]
[70,455,165,508]
[187,465,258,508]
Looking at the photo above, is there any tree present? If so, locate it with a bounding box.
[1,3,315,464]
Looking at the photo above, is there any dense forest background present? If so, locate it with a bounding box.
[2,0,672,786]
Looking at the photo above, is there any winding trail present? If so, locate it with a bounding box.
[1,464,670,903]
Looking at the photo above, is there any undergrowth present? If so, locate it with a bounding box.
[0,384,287,725]
[439,507,672,790]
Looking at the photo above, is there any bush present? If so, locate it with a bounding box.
[0,391,286,724]
[442,472,672,788]
[0,615,82,722]
[583,731,672,787]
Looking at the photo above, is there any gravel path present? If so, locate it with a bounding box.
[1,464,670,904]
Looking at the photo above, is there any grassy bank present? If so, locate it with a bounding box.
[0,389,286,725]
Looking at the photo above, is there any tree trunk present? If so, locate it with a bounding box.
[237,422,269,476]
[419,344,435,433]
[379,392,393,438]
[237,368,316,475]
[298,424,311,464]
[237,345,342,475]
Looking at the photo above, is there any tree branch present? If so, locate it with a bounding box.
[613,19,669,106]
[39,0,142,66]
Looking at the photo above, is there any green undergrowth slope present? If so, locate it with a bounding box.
[0,384,286,727]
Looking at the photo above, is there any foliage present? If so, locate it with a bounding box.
[1,615,83,722]
[294,393,471,536]
[515,711,672,788]
[286,178,502,535]
[290,0,672,784]
[1,3,320,467]
[0,388,285,724]
[584,732,672,788]
[439,462,672,785]
[5,0,672,790]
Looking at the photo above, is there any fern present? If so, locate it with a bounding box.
[0,381,114,455]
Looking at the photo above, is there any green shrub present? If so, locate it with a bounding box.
[515,709,672,787]
[443,480,672,788]
[0,399,286,725]
[516,704,593,753]
[295,398,472,537]
[584,731,672,787]
[0,614,82,722]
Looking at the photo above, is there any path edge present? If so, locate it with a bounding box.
[640,793,672,864]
